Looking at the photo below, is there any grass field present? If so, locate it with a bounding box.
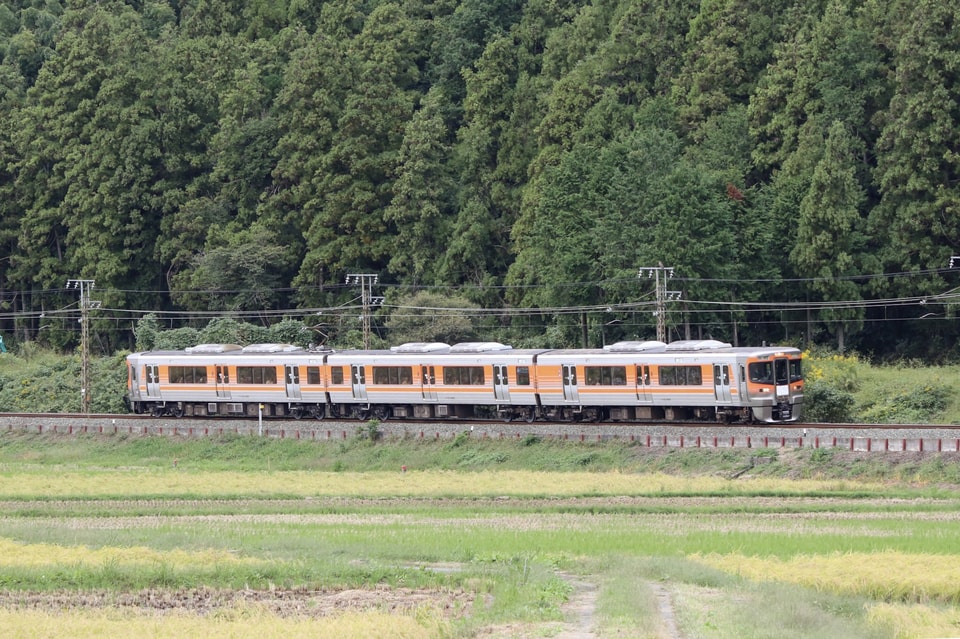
[0,431,958,638]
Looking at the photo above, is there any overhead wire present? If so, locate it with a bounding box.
[1,267,958,326]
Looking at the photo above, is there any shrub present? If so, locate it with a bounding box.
[803,380,855,423]
[859,383,951,424]
[358,420,381,441]
[803,349,861,392]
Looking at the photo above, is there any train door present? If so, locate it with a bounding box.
[285,365,302,400]
[421,365,437,401]
[562,364,579,402]
[215,365,231,399]
[635,364,652,403]
[351,364,367,401]
[713,364,732,403]
[493,364,510,402]
[145,364,161,398]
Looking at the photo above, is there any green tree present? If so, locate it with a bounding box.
[134,313,161,351]
[174,224,293,318]
[509,126,741,344]
[791,121,868,352]
[6,2,177,347]
[442,32,541,302]
[0,61,26,338]
[179,0,244,37]
[265,26,349,304]
[427,0,522,112]
[672,0,792,140]
[384,291,479,344]
[871,0,960,294]
[384,86,456,285]
[294,3,425,295]
[198,317,270,345]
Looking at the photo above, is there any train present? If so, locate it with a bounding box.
[125,339,804,424]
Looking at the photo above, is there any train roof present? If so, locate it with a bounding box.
[128,340,801,361]
[540,341,800,358]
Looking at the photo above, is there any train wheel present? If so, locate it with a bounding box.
[171,404,184,418]
[523,408,536,423]
[373,406,390,421]
[313,405,326,420]
[290,406,304,420]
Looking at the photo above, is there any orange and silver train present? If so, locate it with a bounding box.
[126,340,803,423]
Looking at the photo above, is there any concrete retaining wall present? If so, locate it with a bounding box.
[2,415,958,453]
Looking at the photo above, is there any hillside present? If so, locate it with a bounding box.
[0,0,959,360]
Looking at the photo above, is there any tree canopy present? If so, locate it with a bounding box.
[2,0,959,360]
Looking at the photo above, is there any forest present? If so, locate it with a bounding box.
[1,0,959,360]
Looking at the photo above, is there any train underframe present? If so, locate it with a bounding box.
[131,399,784,424]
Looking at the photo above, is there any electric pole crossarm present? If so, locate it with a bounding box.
[346,274,381,349]
[637,264,679,343]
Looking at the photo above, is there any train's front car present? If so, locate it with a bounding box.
[742,348,804,422]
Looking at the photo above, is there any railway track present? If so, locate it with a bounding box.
[0,412,957,432]
[2,413,959,454]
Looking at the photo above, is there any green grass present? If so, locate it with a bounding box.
[3,432,960,491]
[0,431,959,637]
[804,349,960,423]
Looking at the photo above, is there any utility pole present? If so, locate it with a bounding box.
[66,279,100,413]
[345,274,383,349]
[638,264,681,343]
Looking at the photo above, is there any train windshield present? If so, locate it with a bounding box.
[749,358,799,385]
[748,361,773,384]
[789,358,802,382]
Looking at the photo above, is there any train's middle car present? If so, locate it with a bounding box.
[125,340,803,423]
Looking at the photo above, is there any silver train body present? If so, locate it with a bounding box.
[125,340,804,423]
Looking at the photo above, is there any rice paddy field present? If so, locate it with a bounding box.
[0,431,959,638]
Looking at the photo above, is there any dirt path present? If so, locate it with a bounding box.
[552,577,683,639]
[554,576,598,639]
[651,583,683,639]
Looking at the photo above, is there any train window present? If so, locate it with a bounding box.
[585,368,599,385]
[237,366,278,384]
[658,366,701,386]
[789,359,802,382]
[658,367,674,385]
[689,366,703,385]
[585,366,627,385]
[330,367,344,384]
[443,366,485,385]
[748,362,773,384]
[516,366,530,386]
[373,366,414,385]
[168,366,207,384]
[307,367,321,385]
